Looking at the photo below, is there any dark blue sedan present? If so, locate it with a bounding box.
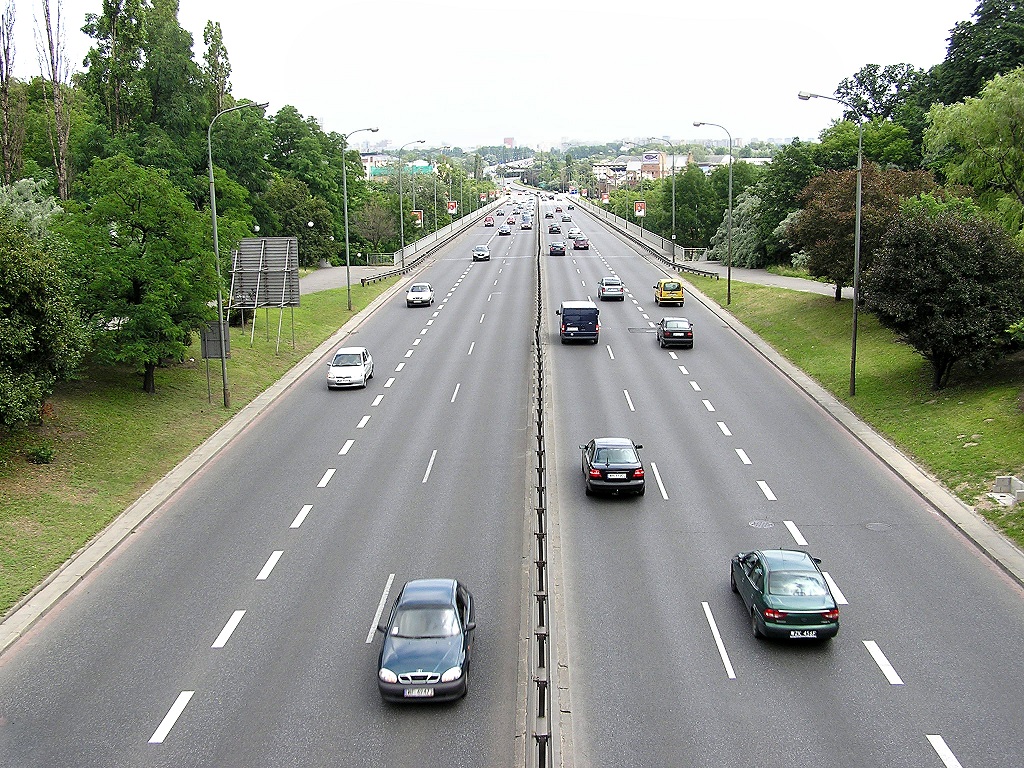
[377,578,475,701]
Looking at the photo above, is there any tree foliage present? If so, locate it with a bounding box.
[925,67,1024,238]
[863,194,1024,387]
[934,0,1024,105]
[835,63,927,121]
[787,163,936,298]
[62,154,216,393]
[82,0,149,136]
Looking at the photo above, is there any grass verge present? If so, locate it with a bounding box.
[0,278,399,615]
[691,274,1024,547]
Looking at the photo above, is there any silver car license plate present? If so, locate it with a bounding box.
[404,687,435,697]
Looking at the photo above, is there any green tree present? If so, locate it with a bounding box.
[61,154,216,393]
[707,190,764,267]
[202,20,231,114]
[835,63,926,121]
[140,0,205,141]
[925,67,1024,237]
[748,139,821,264]
[82,0,150,136]
[815,119,917,171]
[863,194,1024,387]
[0,211,86,427]
[787,163,936,299]
[259,176,332,267]
[934,0,1024,105]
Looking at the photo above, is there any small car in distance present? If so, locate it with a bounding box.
[327,346,373,389]
[548,223,561,234]
[597,276,625,301]
[496,208,505,216]
[653,278,685,306]
[377,578,476,702]
[506,217,516,225]
[406,282,434,307]
[483,215,494,227]
[656,317,693,348]
[555,206,563,212]
[549,241,566,256]
[472,245,491,261]
[521,219,533,230]
[561,214,572,222]
[544,211,554,219]
[567,203,575,209]
[573,237,589,250]
[731,549,840,641]
[580,437,645,496]
[567,227,583,240]
[498,224,512,235]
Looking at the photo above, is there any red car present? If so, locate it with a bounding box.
[506,217,515,224]
[573,237,590,250]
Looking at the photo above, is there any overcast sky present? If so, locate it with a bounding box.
[12,0,980,152]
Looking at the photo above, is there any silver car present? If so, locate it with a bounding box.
[406,282,434,307]
[327,346,374,389]
[472,245,491,261]
[597,276,625,301]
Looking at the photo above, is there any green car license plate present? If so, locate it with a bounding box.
[790,630,817,638]
[404,687,435,698]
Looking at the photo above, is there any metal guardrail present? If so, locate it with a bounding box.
[360,202,502,286]
[529,222,554,768]
[575,198,720,280]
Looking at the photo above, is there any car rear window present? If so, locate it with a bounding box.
[664,320,689,329]
[768,572,828,597]
[663,282,681,291]
[593,447,638,463]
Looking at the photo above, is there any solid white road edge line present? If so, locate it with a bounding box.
[317,468,336,488]
[702,602,737,679]
[422,450,438,483]
[212,610,245,649]
[651,462,668,499]
[366,573,396,644]
[821,572,848,604]
[148,690,194,744]
[863,640,905,685]
[290,504,313,528]
[926,735,964,768]
[256,551,283,581]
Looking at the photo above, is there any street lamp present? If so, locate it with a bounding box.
[693,121,733,304]
[798,90,863,397]
[647,137,676,261]
[341,126,379,310]
[207,100,268,408]
[397,139,425,269]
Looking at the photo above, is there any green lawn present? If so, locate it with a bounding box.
[692,275,1024,545]
[0,278,398,615]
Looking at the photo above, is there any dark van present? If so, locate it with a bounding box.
[556,300,600,344]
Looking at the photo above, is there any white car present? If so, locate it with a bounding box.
[327,346,373,389]
[406,282,434,307]
[597,276,625,301]
[567,227,583,240]
[472,245,491,261]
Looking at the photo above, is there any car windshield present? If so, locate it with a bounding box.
[390,607,460,638]
[768,571,829,597]
[410,285,428,292]
[332,353,362,366]
[664,320,689,329]
[594,447,638,464]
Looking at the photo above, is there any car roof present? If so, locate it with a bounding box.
[593,437,637,448]
[334,346,366,354]
[398,578,458,606]
[662,316,690,323]
[409,282,430,288]
[757,550,819,572]
[560,300,596,309]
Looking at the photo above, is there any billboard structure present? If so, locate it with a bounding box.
[228,236,301,352]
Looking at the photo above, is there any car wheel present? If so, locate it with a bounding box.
[730,569,738,593]
[407,302,413,307]
[637,485,645,496]
[585,484,593,496]
[654,298,660,306]
[751,610,764,639]
[659,338,666,348]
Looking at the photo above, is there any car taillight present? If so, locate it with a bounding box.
[561,324,567,332]
[589,468,602,478]
[632,467,644,478]
[763,608,787,621]
[822,608,839,621]
[596,322,600,331]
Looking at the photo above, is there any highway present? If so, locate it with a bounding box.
[1,190,1023,768]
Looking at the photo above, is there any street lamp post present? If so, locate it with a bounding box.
[798,91,863,397]
[693,121,733,304]
[207,100,268,408]
[397,139,425,269]
[341,126,379,311]
[648,137,676,261]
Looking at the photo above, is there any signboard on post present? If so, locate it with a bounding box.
[479,193,486,202]
[601,192,609,204]
[447,200,458,215]
[634,200,647,218]
[412,210,423,227]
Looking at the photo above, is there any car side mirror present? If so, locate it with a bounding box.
[555,309,561,315]
[634,444,643,450]
[465,621,476,632]
[578,444,586,450]
[376,622,387,634]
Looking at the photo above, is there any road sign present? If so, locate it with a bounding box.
[447,200,458,214]
[412,210,423,227]
[634,200,647,218]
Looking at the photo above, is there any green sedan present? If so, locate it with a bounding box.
[730,549,840,641]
